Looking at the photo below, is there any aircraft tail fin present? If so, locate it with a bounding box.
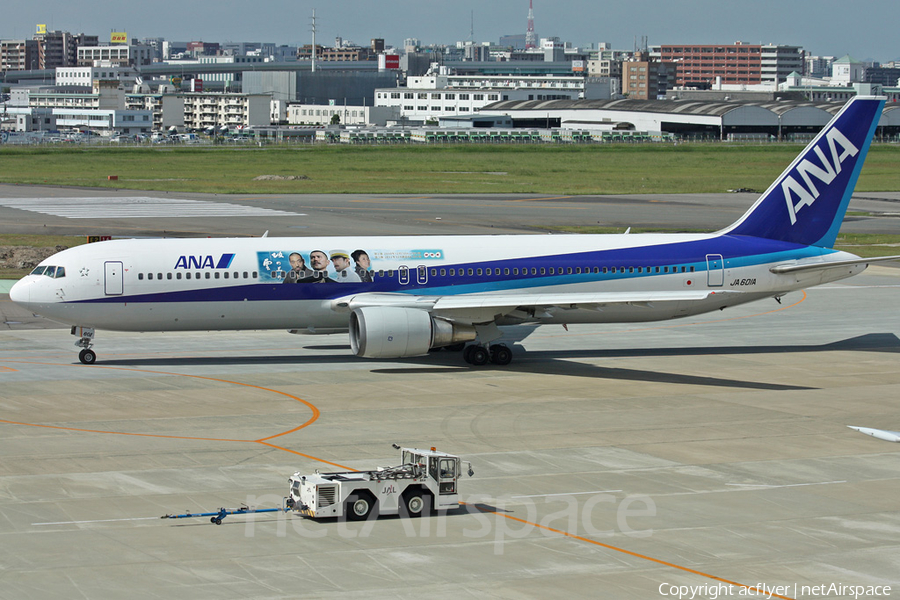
[724,96,884,248]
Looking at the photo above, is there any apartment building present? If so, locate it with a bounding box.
[651,43,803,88]
[181,92,270,130]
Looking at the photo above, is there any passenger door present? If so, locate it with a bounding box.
[104,261,124,295]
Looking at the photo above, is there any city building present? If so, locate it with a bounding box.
[1,40,40,71]
[621,52,676,100]
[34,30,98,70]
[77,44,154,67]
[6,82,152,134]
[180,92,270,130]
[55,64,138,88]
[651,43,804,89]
[373,68,614,124]
[287,103,397,126]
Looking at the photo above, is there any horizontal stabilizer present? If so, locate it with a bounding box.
[770,254,900,274]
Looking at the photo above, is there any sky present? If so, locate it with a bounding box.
[5,0,898,63]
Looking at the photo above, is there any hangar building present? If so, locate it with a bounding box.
[478,98,900,140]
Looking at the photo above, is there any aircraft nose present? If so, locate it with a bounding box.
[8,278,30,305]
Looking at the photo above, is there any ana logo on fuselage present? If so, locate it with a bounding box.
[783,127,859,225]
[174,253,236,269]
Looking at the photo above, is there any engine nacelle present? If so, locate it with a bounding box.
[349,307,476,358]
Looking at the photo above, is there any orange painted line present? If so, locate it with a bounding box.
[255,441,357,472]
[466,503,795,600]
[0,366,17,372]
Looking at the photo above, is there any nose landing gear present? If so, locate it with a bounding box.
[72,326,97,364]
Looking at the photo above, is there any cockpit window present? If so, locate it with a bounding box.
[44,266,57,277]
[31,266,46,276]
[55,266,65,278]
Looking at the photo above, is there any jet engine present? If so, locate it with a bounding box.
[349,306,477,358]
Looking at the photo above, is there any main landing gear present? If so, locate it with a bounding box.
[462,343,513,366]
[72,326,97,364]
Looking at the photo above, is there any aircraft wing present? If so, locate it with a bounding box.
[331,289,739,324]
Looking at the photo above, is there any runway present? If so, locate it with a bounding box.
[1,186,899,599]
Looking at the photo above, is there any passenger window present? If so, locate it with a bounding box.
[567,267,573,275]
[467,268,474,276]
[148,273,154,280]
[252,271,258,278]
[513,268,519,275]
[440,269,446,276]
[56,267,66,278]
[664,266,669,273]
[576,267,582,274]
[593,267,599,274]
[431,269,437,276]
[176,273,182,280]
[549,267,555,275]
[690,266,695,272]
[224,272,229,279]
[530,268,537,275]
[602,267,608,274]
[504,268,510,275]
[681,266,686,273]
[138,273,144,280]
[244,272,249,278]
[449,268,455,276]
[214,272,220,279]
[540,267,545,275]
[378,270,385,278]
[186,273,192,279]
[205,272,211,279]
[167,273,172,280]
[157,273,162,279]
[387,269,394,277]
[476,268,482,276]
[629,267,634,273]
[612,267,617,273]
[637,267,642,273]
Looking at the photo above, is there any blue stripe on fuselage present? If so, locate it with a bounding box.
[70,234,828,304]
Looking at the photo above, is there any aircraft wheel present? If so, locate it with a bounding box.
[463,345,476,364]
[79,349,97,365]
[469,346,490,366]
[490,344,513,365]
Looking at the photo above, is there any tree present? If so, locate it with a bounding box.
[330,114,341,125]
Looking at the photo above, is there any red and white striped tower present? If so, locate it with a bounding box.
[525,0,537,49]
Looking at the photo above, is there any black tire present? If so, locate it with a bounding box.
[345,493,376,521]
[400,489,432,518]
[490,344,513,365]
[462,345,476,364]
[469,346,490,366]
[79,349,97,365]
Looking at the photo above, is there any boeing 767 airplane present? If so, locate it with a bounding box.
[9,96,896,366]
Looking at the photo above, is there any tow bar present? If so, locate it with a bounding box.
[161,499,291,525]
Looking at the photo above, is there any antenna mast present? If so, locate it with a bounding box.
[310,9,317,73]
[525,0,536,49]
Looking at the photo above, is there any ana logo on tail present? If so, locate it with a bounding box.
[784,127,859,225]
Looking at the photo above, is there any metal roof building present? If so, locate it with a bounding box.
[479,98,900,139]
